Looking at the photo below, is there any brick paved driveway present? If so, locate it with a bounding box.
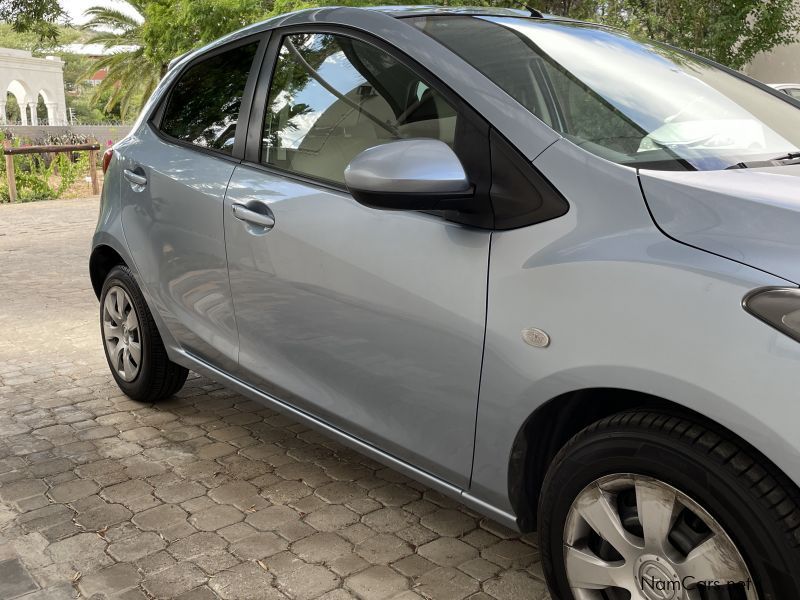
[0,198,550,600]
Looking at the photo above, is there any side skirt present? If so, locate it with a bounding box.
[173,349,520,531]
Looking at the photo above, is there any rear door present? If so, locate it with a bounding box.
[224,29,492,486]
[119,36,265,372]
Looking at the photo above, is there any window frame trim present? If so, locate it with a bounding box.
[150,32,270,161]
[242,23,491,194]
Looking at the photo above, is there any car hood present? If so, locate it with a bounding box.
[639,164,800,284]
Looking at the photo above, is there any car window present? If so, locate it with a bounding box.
[160,41,259,154]
[261,33,458,184]
[787,88,800,101]
[410,15,800,171]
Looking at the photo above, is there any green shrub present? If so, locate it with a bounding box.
[0,132,92,202]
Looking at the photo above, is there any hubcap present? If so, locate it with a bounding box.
[102,286,141,382]
[563,474,757,600]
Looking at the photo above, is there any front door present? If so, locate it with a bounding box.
[224,30,490,486]
[120,38,262,372]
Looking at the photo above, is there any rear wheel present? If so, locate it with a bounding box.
[100,265,187,402]
[539,410,800,600]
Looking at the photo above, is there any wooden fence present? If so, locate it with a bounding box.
[2,141,101,203]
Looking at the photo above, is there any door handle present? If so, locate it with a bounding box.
[232,203,275,229]
[123,169,147,186]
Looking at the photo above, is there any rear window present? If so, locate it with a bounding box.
[160,41,258,154]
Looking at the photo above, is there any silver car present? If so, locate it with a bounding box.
[91,6,800,598]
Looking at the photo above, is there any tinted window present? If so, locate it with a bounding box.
[161,42,258,153]
[262,33,458,184]
[411,16,800,171]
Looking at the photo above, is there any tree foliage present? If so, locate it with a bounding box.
[0,0,64,40]
[538,0,800,69]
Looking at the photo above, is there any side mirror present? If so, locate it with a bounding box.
[344,139,474,211]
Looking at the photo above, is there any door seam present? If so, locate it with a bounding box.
[468,229,492,489]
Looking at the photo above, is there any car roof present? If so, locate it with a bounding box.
[770,83,800,89]
[168,5,574,71]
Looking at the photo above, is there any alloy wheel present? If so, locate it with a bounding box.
[102,285,141,382]
[564,474,757,600]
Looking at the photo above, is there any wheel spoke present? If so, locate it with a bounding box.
[576,484,644,560]
[635,478,679,554]
[112,340,125,370]
[128,340,141,364]
[104,322,122,341]
[564,545,626,590]
[677,534,748,584]
[123,348,136,378]
[125,308,138,331]
[115,289,127,320]
[104,293,122,322]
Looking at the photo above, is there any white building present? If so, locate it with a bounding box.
[1,47,68,126]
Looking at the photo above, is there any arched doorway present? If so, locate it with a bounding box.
[4,80,31,125]
[5,91,20,123]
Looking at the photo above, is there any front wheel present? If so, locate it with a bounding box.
[539,410,800,600]
[100,265,187,402]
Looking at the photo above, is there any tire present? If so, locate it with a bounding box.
[538,410,800,600]
[100,265,187,402]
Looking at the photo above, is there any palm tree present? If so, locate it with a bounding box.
[80,1,166,118]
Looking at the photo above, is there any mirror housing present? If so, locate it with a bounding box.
[344,139,474,211]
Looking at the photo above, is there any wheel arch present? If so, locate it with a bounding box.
[89,244,127,299]
[507,387,782,533]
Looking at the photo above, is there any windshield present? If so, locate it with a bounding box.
[409,15,800,171]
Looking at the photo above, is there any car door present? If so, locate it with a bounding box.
[223,29,492,487]
[119,36,265,373]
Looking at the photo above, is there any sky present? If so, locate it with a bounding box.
[61,0,141,25]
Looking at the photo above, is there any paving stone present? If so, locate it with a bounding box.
[483,570,550,600]
[393,553,437,578]
[458,558,500,582]
[102,479,154,504]
[246,505,299,530]
[155,481,207,503]
[133,504,188,531]
[189,504,243,531]
[316,482,365,504]
[413,567,479,600]
[78,563,140,597]
[291,532,352,563]
[418,538,478,567]
[369,484,421,507]
[218,521,257,543]
[420,510,477,537]
[304,504,359,532]
[355,533,413,564]
[168,531,227,560]
[172,585,219,600]
[278,563,339,600]
[108,531,167,561]
[208,480,265,510]
[481,540,539,569]
[47,533,111,570]
[363,507,418,533]
[228,531,286,560]
[75,502,132,530]
[0,558,39,599]
[329,553,370,577]
[142,562,208,599]
[209,562,282,600]
[0,478,47,501]
[346,565,408,600]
